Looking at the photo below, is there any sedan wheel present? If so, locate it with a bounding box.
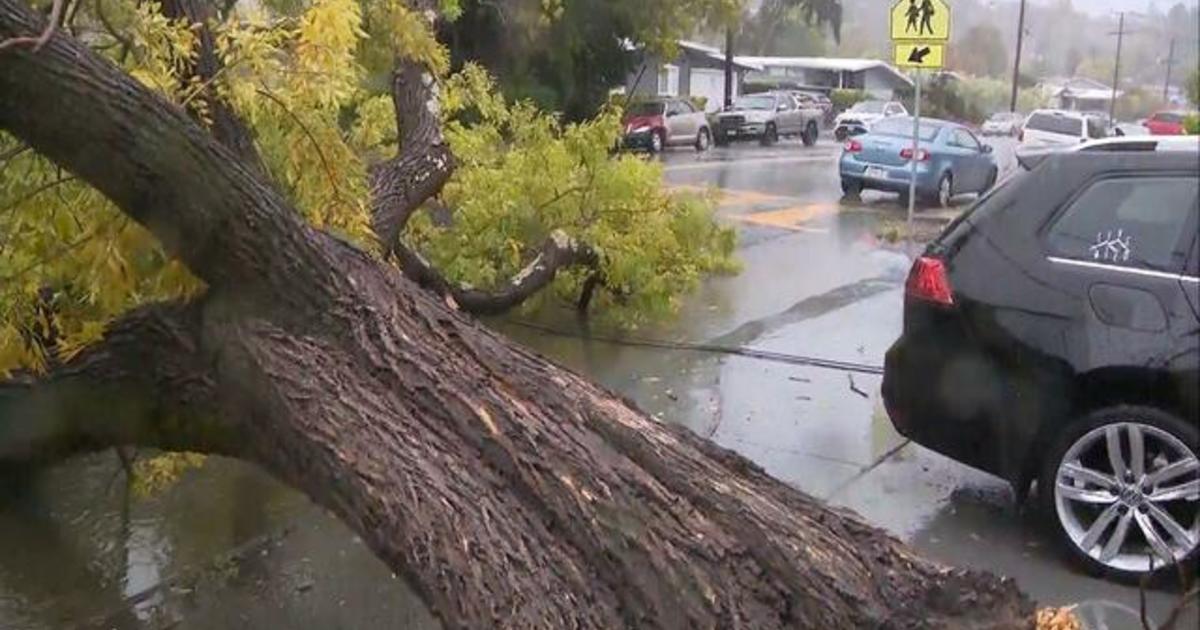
[650,131,664,154]
[936,173,953,208]
[1043,407,1200,580]
[695,128,710,152]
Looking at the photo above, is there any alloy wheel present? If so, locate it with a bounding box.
[650,132,663,153]
[937,174,952,208]
[1053,422,1200,574]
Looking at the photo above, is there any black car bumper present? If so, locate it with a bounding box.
[622,130,656,150]
[882,334,1011,480]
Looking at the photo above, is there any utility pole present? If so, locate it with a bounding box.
[724,27,735,110]
[1163,37,1176,102]
[1009,0,1027,112]
[1108,12,1125,123]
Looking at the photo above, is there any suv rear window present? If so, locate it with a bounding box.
[1047,176,1199,271]
[1026,113,1082,136]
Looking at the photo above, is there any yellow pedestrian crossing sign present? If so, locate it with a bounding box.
[894,43,945,69]
[891,0,951,42]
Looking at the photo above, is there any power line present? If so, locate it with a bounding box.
[508,320,885,376]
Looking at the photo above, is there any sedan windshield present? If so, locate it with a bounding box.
[849,101,886,114]
[871,117,942,140]
[733,95,775,111]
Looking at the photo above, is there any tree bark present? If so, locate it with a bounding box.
[0,1,1035,628]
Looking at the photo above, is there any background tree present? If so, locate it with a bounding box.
[741,0,841,56]
[950,24,1008,79]
[0,0,1046,627]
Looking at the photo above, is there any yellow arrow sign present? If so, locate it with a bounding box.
[894,43,945,69]
[891,0,951,42]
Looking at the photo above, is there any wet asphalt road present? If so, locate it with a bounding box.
[1,136,1194,630]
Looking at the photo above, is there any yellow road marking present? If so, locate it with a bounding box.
[732,203,839,233]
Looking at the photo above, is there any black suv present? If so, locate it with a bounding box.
[883,143,1199,581]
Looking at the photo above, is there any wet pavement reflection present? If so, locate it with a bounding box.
[1,137,1194,629]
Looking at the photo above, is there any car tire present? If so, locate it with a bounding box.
[801,121,818,147]
[695,127,711,152]
[840,178,862,198]
[1038,405,1199,582]
[935,172,953,208]
[760,124,778,147]
[981,167,998,194]
[649,130,665,154]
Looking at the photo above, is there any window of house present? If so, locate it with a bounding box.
[1047,177,1198,271]
[657,65,679,96]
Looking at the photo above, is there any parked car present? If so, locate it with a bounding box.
[838,116,998,207]
[621,98,711,153]
[1019,109,1108,147]
[883,143,1199,582]
[714,92,821,147]
[833,100,907,141]
[1144,110,1192,135]
[981,111,1023,137]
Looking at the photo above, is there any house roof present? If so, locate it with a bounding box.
[1058,87,1122,101]
[734,56,914,87]
[678,40,763,71]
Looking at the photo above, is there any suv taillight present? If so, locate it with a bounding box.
[906,256,954,306]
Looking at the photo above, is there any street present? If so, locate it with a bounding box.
[648,136,1196,629]
[1,136,1194,630]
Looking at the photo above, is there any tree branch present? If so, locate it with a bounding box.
[0,0,61,51]
[396,229,599,315]
[0,301,238,467]
[160,0,267,176]
[369,57,456,250]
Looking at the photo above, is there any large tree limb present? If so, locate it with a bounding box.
[396,228,600,315]
[0,301,236,466]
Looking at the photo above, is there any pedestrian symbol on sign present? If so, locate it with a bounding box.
[891,0,950,42]
[919,0,936,35]
[905,0,938,35]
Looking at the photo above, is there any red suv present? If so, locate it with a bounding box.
[1143,110,1191,135]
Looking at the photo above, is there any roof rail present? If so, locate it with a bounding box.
[1077,136,1199,153]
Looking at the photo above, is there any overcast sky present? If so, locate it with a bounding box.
[1035,0,1199,15]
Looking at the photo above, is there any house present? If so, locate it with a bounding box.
[1038,77,1120,112]
[734,56,914,99]
[623,41,763,112]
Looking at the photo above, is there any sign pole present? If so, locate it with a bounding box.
[907,69,920,237]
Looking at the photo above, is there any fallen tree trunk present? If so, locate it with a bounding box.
[0,1,1033,627]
